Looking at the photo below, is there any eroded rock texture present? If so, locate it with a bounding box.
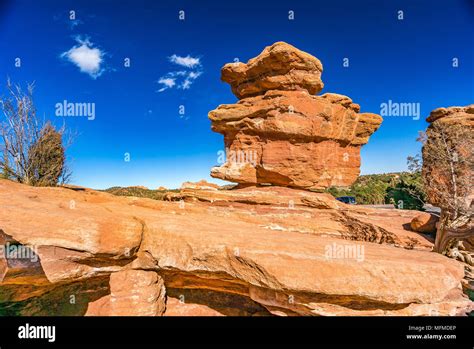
[86,270,166,316]
[221,41,324,99]
[422,105,474,297]
[1,179,472,316]
[209,42,382,190]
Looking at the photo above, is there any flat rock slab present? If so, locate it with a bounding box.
[0,180,472,316]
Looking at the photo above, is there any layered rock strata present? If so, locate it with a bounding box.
[209,42,382,189]
[1,179,472,316]
[422,105,474,297]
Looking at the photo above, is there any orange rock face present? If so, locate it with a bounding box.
[1,179,472,316]
[423,104,474,207]
[86,270,166,316]
[180,179,220,191]
[422,105,474,293]
[221,42,324,99]
[210,43,382,189]
[410,213,438,234]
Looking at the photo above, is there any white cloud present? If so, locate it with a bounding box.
[156,54,203,92]
[180,71,202,90]
[61,37,106,79]
[169,54,201,68]
[188,71,201,79]
[170,71,187,77]
[157,77,176,92]
[157,70,202,92]
[181,79,192,90]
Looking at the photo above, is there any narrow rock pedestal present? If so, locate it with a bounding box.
[86,270,166,316]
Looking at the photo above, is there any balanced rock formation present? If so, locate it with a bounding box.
[209,42,383,190]
[1,179,472,316]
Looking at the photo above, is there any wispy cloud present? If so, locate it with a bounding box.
[69,19,83,30]
[181,71,202,90]
[60,37,107,79]
[157,77,176,92]
[169,54,200,68]
[157,54,202,92]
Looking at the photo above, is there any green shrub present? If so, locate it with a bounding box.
[327,172,426,209]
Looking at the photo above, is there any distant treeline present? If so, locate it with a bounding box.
[326,172,426,210]
[104,172,426,210]
[103,186,178,200]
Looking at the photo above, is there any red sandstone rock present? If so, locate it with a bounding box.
[221,42,324,99]
[210,43,382,189]
[411,212,439,234]
[180,179,219,191]
[1,179,471,316]
[163,297,224,316]
[166,185,341,209]
[422,105,474,294]
[86,270,166,316]
[426,104,474,123]
[423,104,474,208]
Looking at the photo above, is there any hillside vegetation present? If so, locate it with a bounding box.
[104,172,426,210]
[103,186,178,200]
[326,172,426,210]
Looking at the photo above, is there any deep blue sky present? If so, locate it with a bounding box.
[0,0,473,189]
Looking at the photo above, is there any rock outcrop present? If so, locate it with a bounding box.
[1,179,472,316]
[180,179,219,191]
[410,212,439,234]
[423,105,474,212]
[422,105,474,298]
[422,105,473,254]
[0,46,472,317]
[209,42,382,190]
[221,41,324,99]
